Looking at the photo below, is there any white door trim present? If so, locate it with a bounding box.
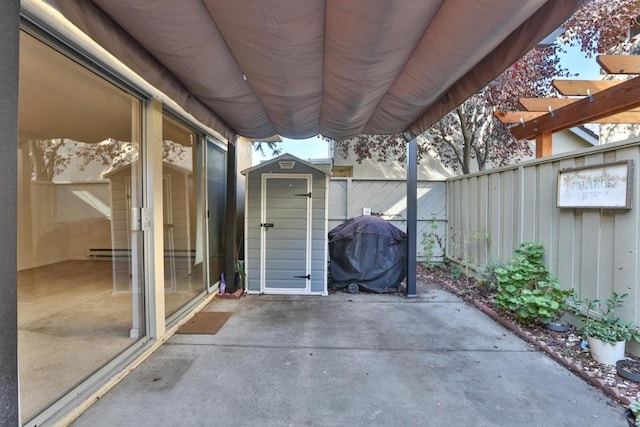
[260,173,312,294]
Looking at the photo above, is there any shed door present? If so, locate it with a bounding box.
[261,175,311,293]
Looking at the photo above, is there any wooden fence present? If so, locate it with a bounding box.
[447,138,640,326]
[328,178,447,261]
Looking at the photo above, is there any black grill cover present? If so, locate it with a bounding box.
[328,216,407,292]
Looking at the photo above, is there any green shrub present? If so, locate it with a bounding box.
[448,264,463,279]
[495,242,573,325]
[476,258,505,292]
[421,213,443,269]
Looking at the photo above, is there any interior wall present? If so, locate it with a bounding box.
[17,180,112,271]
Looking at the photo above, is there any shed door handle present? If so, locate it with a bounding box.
[293,274,311,280]
[261,223,274,228]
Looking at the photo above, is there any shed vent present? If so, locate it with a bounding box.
[278,160,296,169]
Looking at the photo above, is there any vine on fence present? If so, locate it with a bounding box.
[421,213,443,268]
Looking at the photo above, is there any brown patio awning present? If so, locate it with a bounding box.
[50,0,580,142]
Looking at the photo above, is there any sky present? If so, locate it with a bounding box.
[251,43,600,165]
[251,136,328,165]
[558,41,601,80]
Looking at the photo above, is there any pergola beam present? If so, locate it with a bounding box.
[519,98,580,111]
[494,111,545,123]
[552,79,622,96]
[511,75,640,140]
[519,97,640,112]
[596,55,640,75]
[496,110,640,124]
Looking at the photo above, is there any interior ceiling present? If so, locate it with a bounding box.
[19,31,134,144]
[67,0,580,141]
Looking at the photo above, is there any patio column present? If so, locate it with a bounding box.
[406,137,417,298]
[0,1,20,425]
[224,138,237,292]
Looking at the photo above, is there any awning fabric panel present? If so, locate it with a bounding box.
[404,0,583,137]
[366,0,550,134]
[47,0,581,141]
[50,0,237,142]
[204,0,325,138]
[90,0,275,139]
[320,0,444,138]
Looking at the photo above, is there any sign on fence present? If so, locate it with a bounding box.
[557,160,633,209]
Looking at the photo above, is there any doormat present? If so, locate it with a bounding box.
[176,311,232,335]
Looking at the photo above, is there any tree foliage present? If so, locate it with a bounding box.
[329,0,639,175]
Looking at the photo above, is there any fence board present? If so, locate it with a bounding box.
[521,167,536,243]
[500,169,516,258]
[487,173,502,260]
[477,174,489,265]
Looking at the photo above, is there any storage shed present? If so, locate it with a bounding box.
[242,154,329,295]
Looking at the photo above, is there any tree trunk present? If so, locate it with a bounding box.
[457,108,472,175]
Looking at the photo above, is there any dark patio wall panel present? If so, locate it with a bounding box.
[0,1,19,425]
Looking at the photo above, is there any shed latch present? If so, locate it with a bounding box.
[294,192,312,198]
[293,274,311,280]
[260,223,274,228]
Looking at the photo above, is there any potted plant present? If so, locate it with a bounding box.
[571,292,640,366]
[233,240,246,291]
[234,259,246,290]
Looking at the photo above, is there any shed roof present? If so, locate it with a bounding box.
[241,153,330,176]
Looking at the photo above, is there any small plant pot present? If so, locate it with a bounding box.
[544,322,569,332]
[617,359,640,383]
[587,336,625,366]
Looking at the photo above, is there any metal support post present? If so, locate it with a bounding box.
[406,137,418,298]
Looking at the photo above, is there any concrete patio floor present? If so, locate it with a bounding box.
[72,286,625,426]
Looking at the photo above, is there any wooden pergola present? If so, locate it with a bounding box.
[495,55,640,157]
